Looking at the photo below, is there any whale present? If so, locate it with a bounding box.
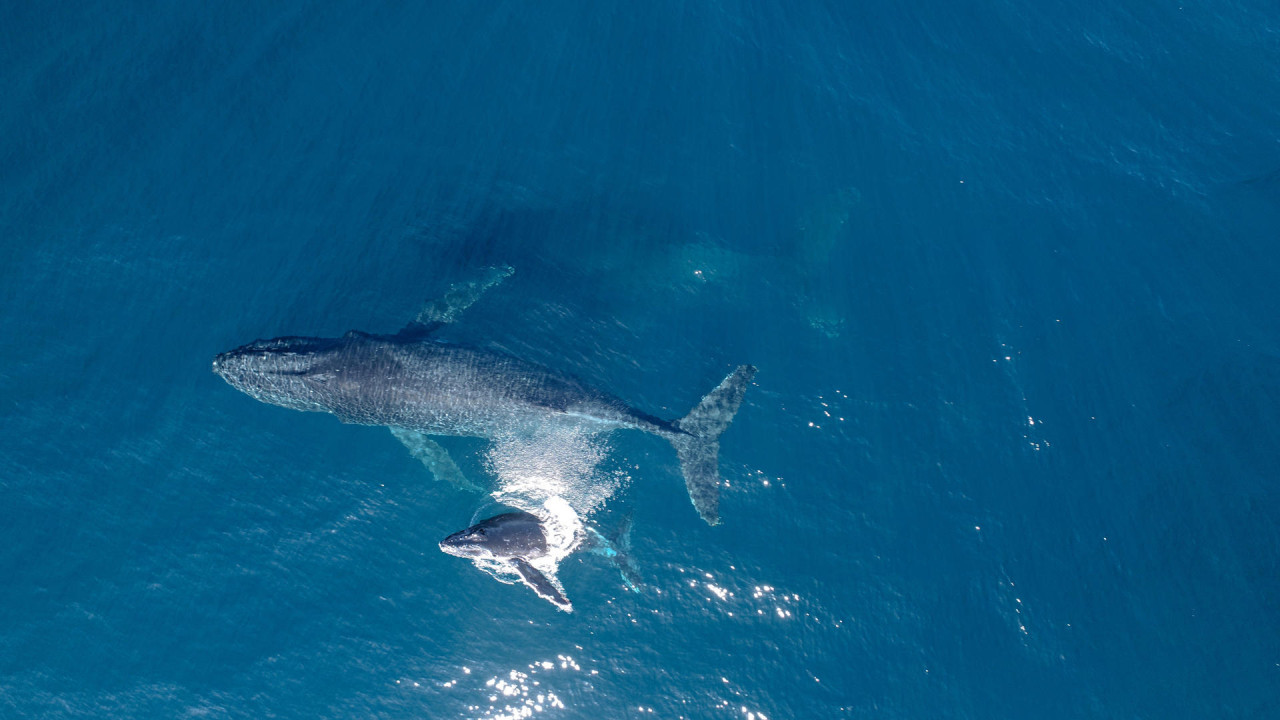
[212,322,755,525]
[439,509,574,610]
[438,498,641,611]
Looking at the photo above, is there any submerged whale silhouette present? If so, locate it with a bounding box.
[213,322,755,525]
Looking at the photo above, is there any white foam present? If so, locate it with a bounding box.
[471,425,628,594]
[485,425,624,519]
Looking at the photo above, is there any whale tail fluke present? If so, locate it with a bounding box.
[609,513,642,592]
[585,514,642,592]
[671,365,757,525]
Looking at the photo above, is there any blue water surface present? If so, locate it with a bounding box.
[3,2,1279,718]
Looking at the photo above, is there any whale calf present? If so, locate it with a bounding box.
[440,509,574,611]
[213,322,755,524]
[439,498,641,611]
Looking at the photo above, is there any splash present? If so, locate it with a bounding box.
[467,425,630,595]
[484,425,625,519]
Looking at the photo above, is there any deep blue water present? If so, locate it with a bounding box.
[3,2,1279,718]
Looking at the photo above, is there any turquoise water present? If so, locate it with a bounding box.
[3,2,1279,718]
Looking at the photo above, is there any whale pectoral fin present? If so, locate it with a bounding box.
[511,558,572,612]
[404,265,515,333]
[389,428,482,493]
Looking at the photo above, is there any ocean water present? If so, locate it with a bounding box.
[3,2,1279,718]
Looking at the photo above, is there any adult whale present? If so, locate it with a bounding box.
[212,321,755,524]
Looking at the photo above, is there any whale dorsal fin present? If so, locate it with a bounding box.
[393,320,443,340]
[511,558,572,612]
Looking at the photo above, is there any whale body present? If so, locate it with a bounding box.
[213,327,755,524]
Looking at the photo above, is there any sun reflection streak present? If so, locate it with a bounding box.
[674,566,814,626]
[421,653,598,720]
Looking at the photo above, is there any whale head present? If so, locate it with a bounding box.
[212,336,347,413]
[439,512,549,561]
